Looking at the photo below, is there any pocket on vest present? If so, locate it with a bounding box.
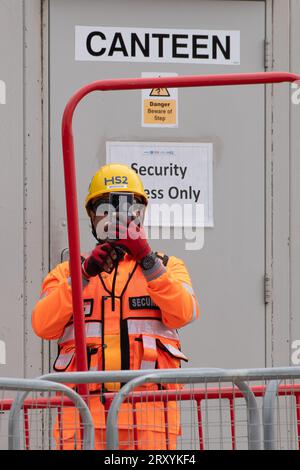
[130,336,188,371]
[53,343,103,392]
[156,338,188,370]
[130,336,143,370]
[53,347,76,372]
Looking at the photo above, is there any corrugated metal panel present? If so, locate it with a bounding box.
[0,0,25,377]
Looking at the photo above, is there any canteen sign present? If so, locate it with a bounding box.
[106,141,213,227]
[75,26,240,65]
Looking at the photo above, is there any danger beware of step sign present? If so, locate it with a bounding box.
[75,26,240,65]
[142,72,178,128]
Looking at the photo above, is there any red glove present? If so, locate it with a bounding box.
[82,243,118,278]
[108,222,151,261]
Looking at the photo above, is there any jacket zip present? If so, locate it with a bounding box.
[120,262,139,373]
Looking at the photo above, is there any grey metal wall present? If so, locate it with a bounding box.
[0,0,47,378]
[266,0,300,367]
[0,0,24,377]
[0,0,299,379]
[290,0,300,368]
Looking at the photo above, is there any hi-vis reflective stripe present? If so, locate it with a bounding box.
[182,282,194,295]
[141,335,157,369]
[55,351,74,369]
[39,288,55,300]
[182,282,197,323]
[39,291,49,300]
[127,319,179,341]
[163,343,188,362]
[58,322,102,344]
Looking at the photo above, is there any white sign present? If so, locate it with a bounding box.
[0,340,6,365]
[106,141,213,227]
[142,72,178,128]
[76,26,240,65]
[0,80,6,105]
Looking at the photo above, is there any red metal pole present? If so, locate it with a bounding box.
[57,406,64,451]
[24,407,30,450]
[61,72,300,390]
[197,398,204,450]
[229,398,236,450]
[132,402,138,450]
[296,394,300,450]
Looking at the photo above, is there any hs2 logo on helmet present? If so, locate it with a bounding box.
[104,176,128,186]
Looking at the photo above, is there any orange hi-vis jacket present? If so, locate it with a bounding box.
[32,251,199,448]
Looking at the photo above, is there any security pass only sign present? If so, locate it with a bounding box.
[142,72,178,128]
[75,26,240,65]
[106,142,213,227]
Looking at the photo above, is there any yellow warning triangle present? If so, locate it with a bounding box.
[150,88,170,97]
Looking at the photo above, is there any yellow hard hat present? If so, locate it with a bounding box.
[85,163,148,215]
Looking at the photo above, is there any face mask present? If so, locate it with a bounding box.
[94,215,109,241]
[90,196,146,242]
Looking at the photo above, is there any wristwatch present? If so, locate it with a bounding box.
[139,251,157,270]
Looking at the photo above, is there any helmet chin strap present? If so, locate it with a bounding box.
[91,219,101,243]
[90,217,109,244]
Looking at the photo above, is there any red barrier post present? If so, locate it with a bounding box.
[61,72,300,394]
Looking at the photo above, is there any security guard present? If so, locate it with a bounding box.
[32,163,199,450]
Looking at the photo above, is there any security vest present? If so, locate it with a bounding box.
[52,252,188,392]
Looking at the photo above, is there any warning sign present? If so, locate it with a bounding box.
[150,88,170,97]
[142,72,178,128]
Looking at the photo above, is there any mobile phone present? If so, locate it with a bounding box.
[109,192,134,239]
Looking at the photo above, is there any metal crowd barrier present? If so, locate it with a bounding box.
[9,369,168,450]
[5,367,300,450]
[263,380,300,450]
[0,377,94,450]
[103,367,300,450]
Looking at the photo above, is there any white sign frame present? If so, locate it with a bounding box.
[106,141,213,227]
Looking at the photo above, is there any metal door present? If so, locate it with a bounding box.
[49,0,266,368]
